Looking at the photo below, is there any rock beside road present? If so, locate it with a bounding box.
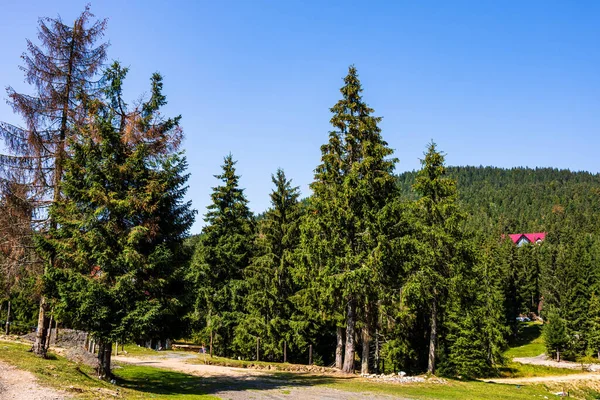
[361,372,447,384]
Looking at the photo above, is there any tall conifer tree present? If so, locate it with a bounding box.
[0,6,108,357]
[235,169,302,360]
[301,66,398,373]
[407,142,468,374]
[587,293,600,359]
[192,155,254,357]
[43,66,193,379]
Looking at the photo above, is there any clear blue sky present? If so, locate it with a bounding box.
[1,1,599,234]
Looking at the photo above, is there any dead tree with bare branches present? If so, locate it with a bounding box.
[0,6,108,357]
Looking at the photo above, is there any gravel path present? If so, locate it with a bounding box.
[0,361,67,400]
[113,354,404,400]
[487,372,600,384]
[512,354,600,371]
[484,354,600,384]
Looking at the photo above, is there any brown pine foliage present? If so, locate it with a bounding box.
[0,178,41,298]
[0,6,108,356]
[0,5,108,211]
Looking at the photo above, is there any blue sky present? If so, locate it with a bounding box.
[1,1,599,233]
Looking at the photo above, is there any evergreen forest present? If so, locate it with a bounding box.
[1,7,600,381]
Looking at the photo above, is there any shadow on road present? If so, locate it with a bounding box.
[114,366,346,398]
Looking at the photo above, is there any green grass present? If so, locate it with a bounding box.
[499,321,591,378]
[499,361,584,378]
[117,343,169,357]
[328,379,549,399]
[0,341,218,399]
[265,372,552,400]
[115,365,222,399]
[504,321,546,358]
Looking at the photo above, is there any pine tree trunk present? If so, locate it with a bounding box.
[32,23,76,357]
[256,337,260,361]
[375,329,380,374]
[54,322,59,347]
[32,297,49,358]
[361,325,370,375]
[427,296,437,374]
[46,315,54,350]
[335,326,344,369]
[342,298,356,373]
[4,301,10,335]
[97,340,113,380]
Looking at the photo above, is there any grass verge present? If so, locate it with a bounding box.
[267,371,553,399]
[499,361,585,378]
[0,341,218,399]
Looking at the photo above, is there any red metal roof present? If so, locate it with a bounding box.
[507,232,546,244]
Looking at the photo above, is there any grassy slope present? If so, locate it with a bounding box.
[504,321,546,359]
[500,321,585,379]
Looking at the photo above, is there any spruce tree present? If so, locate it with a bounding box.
[191,155,254,357]
[475,244,508,369]
[0,180,37,297]
[543,309,569,361]
[587,293,600,359]
[300,66,398,373]
[0,6,108,357]
[235,169,302,360]
[406,141,470,374]
[41,65,193,379]
[441,242,507,377]
[443,309,489,377]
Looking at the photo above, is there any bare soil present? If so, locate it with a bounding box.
[0,360,68,400]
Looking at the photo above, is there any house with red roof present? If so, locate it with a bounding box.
[507,232,546,247]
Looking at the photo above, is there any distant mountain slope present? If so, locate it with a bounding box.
[397,166,600,236]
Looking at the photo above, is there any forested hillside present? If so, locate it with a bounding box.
[399,166,600,364]
[1,6,600,382]
[397,166,600,236]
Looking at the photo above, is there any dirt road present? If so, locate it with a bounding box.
[0,360,67,400]
[112,353,402,400]
[511,354,600,371]
[484,354,600,384]
[487,372,600,384]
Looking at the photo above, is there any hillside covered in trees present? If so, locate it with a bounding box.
[398,166,600,237]
[1,6,600,384]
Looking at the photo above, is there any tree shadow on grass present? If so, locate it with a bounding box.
[114,366,342,397]
[510,322,542,348]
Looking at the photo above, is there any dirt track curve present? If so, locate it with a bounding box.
[113,353,403,400]
[0,360,67,400]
